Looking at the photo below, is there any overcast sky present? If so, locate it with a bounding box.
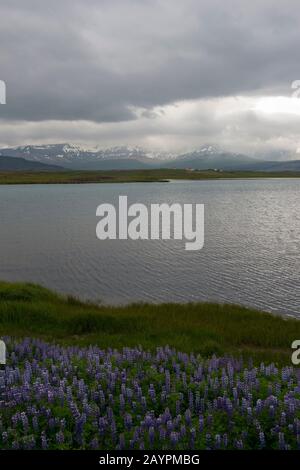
[1,0,300,156]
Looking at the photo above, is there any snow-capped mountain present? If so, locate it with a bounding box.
[1,143,299,171]
[0,144,177,169]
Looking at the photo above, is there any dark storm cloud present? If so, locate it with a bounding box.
[1,0,300,123]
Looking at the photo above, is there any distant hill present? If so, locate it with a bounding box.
[162,147,258,170]
[162,146,300,171]
[0,144,256,170]
[241,159,300,171]
[69,158,152,170]
[0,155,65,171]
[164,155,300,172]
[1,143,300,171]
[0,144,161,170]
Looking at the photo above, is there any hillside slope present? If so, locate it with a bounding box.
[0,155,65,171]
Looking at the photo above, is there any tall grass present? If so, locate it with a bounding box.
[0,281,298,365]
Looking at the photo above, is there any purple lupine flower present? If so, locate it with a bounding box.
[119,394,125,410]
[236,439,244,450]
[184,409,192,426]
[90,438,99,450]
[56,431,65,446]
[259,431,265,448]
[199,415,204,433]
[166,419,173,433]
[139,441,145,450]
[149,426,155,447]
[148,384,156,402]
[205,433,211,450]
[207,414,213,428]
[279,432,285,450]
[124,413,132,431]
[170,431,178,447]
[190,428,196,448]
[215,434,221,449]
[165,370,171,394]
[1,337,300,451]
[159,427,166,441]
[12,441,19,450]
[41,432,48,450]
[180,424,186,438]
[118,433,126,450]
[281,412,286,426]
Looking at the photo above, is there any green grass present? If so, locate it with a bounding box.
[0,168,300,184]
[0,281,298,365]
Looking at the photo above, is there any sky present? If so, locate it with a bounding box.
[1,0,300,157]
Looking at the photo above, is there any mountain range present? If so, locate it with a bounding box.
[1,143,300,171]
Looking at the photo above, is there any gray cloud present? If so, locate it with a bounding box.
[1,0,300,153]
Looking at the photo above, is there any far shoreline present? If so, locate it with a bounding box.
[1,168,300,185]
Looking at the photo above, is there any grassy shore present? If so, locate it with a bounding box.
[0,281,298,365]
[0,168,300,184]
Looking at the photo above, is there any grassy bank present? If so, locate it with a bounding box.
[0,168,300,184]
[0,281,298,365]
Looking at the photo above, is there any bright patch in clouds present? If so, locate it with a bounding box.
[253,97,300,116]
[2,94,300,157]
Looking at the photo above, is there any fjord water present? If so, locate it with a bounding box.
[0,179,299,317]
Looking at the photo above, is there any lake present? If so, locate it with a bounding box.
[0,179,299,317]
